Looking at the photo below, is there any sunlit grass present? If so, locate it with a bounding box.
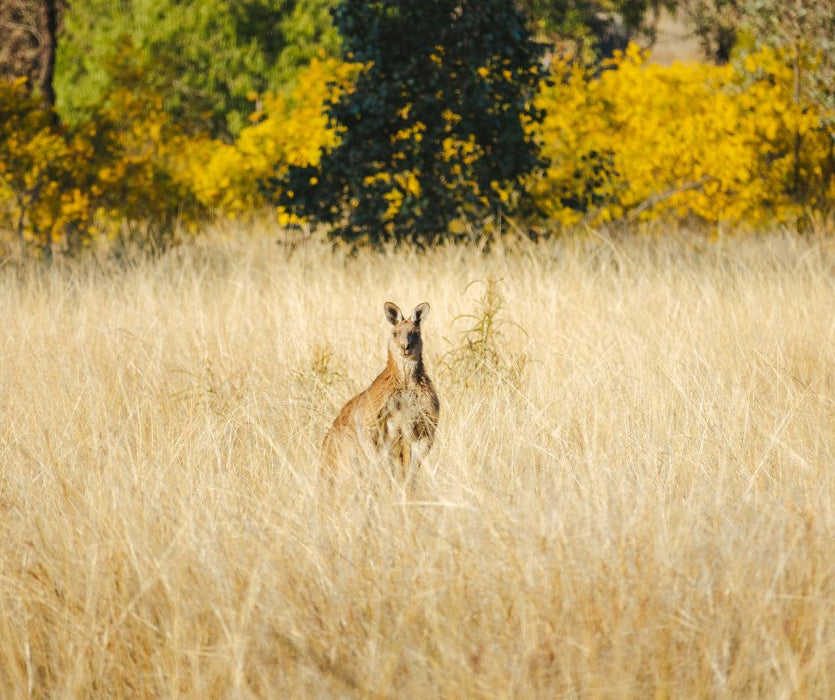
[1,228,833,696]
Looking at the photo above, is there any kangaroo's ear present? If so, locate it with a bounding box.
[384,302,403,325]
[411,302,430,325]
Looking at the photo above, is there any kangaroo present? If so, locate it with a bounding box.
[321,301,440,484]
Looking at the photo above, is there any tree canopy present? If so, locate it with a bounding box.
[55,0,339,138]
[273,0,548,245]
[2,0,834,260]
[519,0,677,61]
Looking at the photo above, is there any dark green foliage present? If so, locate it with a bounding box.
[274,0,547,246]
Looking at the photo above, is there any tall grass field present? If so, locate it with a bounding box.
[1,228,833,697]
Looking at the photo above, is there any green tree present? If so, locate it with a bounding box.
[55,0,340,139]
[274,0,547,246]
[677,0,740,63]
[519,0,675,62]
[273,0,341,85]
[680,0,835,77]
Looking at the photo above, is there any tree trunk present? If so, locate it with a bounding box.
[39,0,58,110]
[16,201,27,260]
[792,41,801,201]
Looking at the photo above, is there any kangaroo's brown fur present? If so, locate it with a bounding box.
[321,301,439,483]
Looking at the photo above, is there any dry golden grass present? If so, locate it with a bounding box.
[1,228,834,697]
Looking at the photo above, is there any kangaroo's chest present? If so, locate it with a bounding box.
[375,386,433,443]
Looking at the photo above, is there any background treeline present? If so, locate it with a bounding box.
[0,0,833,258]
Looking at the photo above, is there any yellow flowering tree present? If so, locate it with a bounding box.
[530,44,835,228]
[0,78,73,257]
[85,87,203,244]
[188,57,360,220]
[0,76,202,258]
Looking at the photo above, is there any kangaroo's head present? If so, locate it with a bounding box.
[384,301,430,364]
